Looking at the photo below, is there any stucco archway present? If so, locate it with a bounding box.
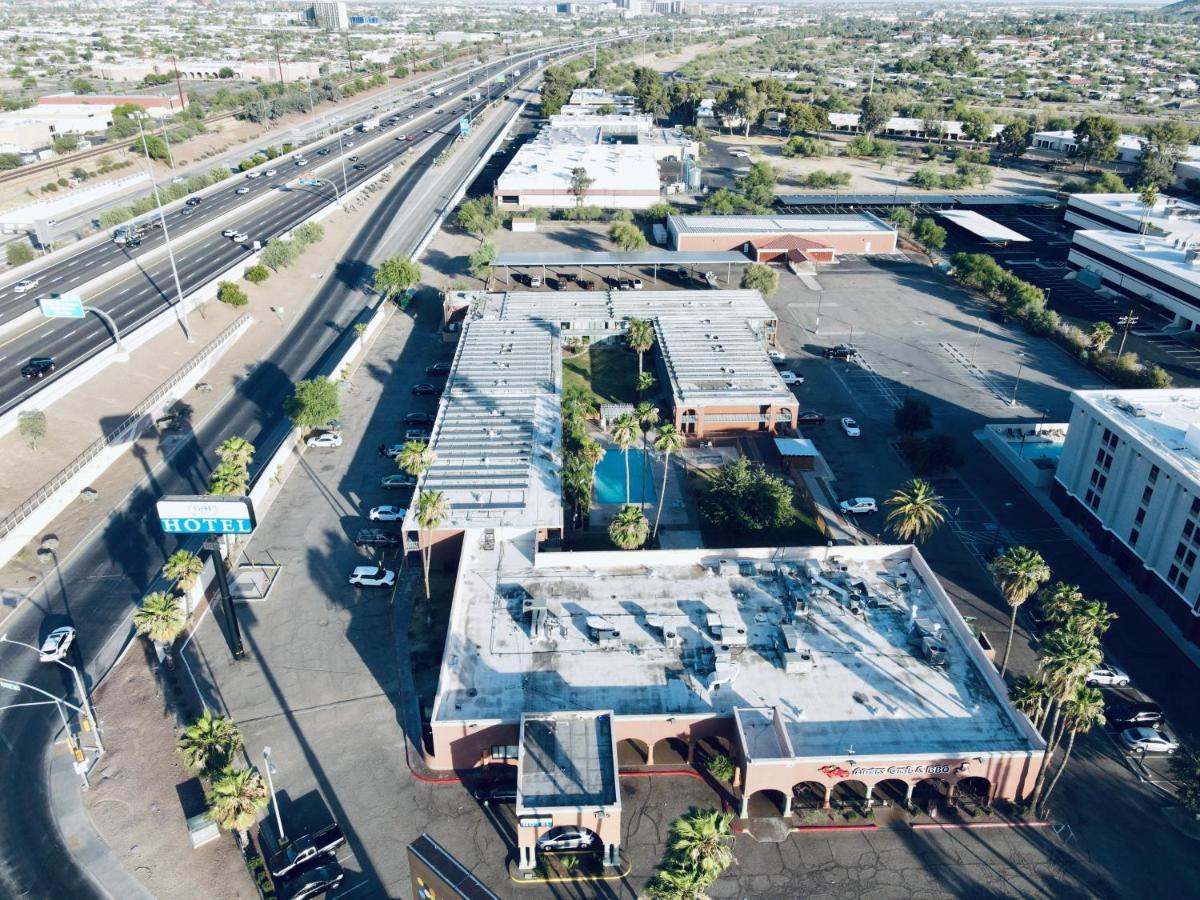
[913,777,953,813]
[873,778,910,808]
[650,737,688,766]
[744,788,788,817]
[829,779,869,810]
[791,781,826,810]
[616,738,649,767]
[956,776,991,810]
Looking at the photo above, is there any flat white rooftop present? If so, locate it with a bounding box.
[656,317,794,407]
[669,213,895,236]
[1068,192,1200,239]
[433,542,1038,760]
[1071,388,1200,482]
[939,209,1030,243]
[495,143,660,194]
[495,289,776,330]
[1072,229,1200,293]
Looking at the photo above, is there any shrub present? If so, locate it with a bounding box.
[643,201,676,222]
[217,281,249,306]
[561,205,603,221]
[292,222,325,247]
[243,264,269,284]
[912,217,947,250]
[706,753,736,783]
[740,263,779,296]
[6,241,35,266]
[910,167,941,190]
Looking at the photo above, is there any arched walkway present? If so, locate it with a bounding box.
[912,777,953,813]
[744,788,788,817]
[650,737,688,766]
[693,735,732,767]
[616,738,649,767]
[829,779,869,810]
[956,776,991,810]
[873,778,910,808]
[791,781,827,810]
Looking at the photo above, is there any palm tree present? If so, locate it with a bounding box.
[216,436,255,469]
[206,767,269,844]
[1068,597,1117,639]
[652,425,685,542]
[1088,320,1115,354]
[133,591,187,645]
[1137,182,1158,234]
[626,317,656,377]
[1036,685,1104,816]
[1008,675,1049,730]
[609,504,649,550]
[416,490,449,601]
[561,383,596,424]
[636,402,660,511]
[177,709,244,773]
[637,371,656,396]
[990,546,1051,678]
[1038,581,1084,626]
[609,414,640,505]
[207,460,251,496]
[1029,627,1102,803]
[397,439,435,477]
[884,478,946,542]
[163,549,204,592]
[667,809,735,885]
[646,866,711,900]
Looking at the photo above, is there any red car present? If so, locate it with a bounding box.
[796,411,825,425]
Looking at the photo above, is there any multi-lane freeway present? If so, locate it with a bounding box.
[0,49,546,414]
[0,37,611,899]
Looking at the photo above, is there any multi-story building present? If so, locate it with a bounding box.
[1053,388,1200,641]
[308,1,349,31]
[1065,192,1200,239]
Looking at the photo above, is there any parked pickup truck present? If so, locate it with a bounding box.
[268,823,346,878]
[354,529,402,549]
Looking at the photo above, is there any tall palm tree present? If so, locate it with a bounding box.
[652,425,685,542]
[177,709,244,774]
[610,414,640,505]
[884,478,946,542]
[667,809,735,886]
[626,316,656,377]
[207,461,251,496]
[561,383,596,423]
[1029,627,1102,803]
[1068,598,1117,639]
[1008,675,1049,730]
[1038,582,1084,626]
[397,439,435,477]
[1088,320,1115,354]
[636,402,660,511]
[609,504,649,550]
[646,866,710,900]
[163,549,204,592]
[990,546,1051,678]
[1137,182,1158,234]
[133,591,186,645]
[216,436,255,469]
[1036,685,1104,816]
[206,767,269,844]
[637,371,656,396]
[416,490,449,601]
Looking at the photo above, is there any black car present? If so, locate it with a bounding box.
[473,782,517,805]
[21,357,55,379]
[277,856,344,900]
[317,148,331,156]
[125,237,142,248]
[822,344,859,360]
[1105,699,1163,730]
[796,411,826,425]
[404,412,435,426]
[425,362,452,377]
[355,528,402,549]
[353,163,367,170]
[185,196,203,207]
[269,824,346,878]
[411,383,441,396]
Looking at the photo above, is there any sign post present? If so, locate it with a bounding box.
[156,496,256,659]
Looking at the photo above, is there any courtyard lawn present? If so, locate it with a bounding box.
[563,343,639,407]
[691,467,827,548]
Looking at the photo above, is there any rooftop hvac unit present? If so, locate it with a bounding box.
[717,624,748,646]
[523,594,548,634]
[779,624,800,652]
[920,635,948,667]
[586,615,620,643]
[783,649,814,675]
[705,612,723,638]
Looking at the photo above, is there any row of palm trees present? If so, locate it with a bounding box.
[606,406,684,550]
[395,439,447,600]
[208,436,255,497]
[177,710,270,844]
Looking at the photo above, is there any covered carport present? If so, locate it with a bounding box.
[937,209,1031,248]
[492,250,751,289]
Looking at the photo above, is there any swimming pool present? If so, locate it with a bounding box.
[594,448,655,505]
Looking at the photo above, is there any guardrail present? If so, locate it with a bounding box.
[0,313,251,540]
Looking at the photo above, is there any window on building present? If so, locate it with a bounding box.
[1149,465,1160,484]
[1135,508,1146,526]
[1187,550,1197,569]
[1179,574,1190,592]
[1129,529,1139,547]
[1185,521,1195,539]
[1142,486,1154,506]
[1176,543,1187,562]
[1169,563,1180,582]
[1192,497,1200,517]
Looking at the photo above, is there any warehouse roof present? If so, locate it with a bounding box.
[668,212,895,236]
[495,143,660,193]
[656,316,795,409]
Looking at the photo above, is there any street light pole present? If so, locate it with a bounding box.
[137,116,193,342]
[1,633,105,757]
[1011,356,1025,407]
[814,291,823,334]
[263,746,285,842]
[0,674,95,787]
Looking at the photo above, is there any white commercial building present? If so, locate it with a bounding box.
[1031,129,1146,163]
[1054,389,1200,641]
[495,142,662,210]
[94,59,323,83]
[0,105,116,155]
[826,112,1005,142]
[1067,229,1200,329]
[309,1,349,31]
[1065,192,1200,239]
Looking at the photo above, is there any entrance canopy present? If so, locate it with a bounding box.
[937,209,1030,244]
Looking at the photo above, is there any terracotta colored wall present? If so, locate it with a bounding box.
[676,231,896,255]
[673,401,800,438]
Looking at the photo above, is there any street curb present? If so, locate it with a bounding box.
[909,820,1049,829]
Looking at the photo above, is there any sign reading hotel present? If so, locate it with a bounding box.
[156,496,256,535]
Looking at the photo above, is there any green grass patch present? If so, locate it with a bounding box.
[691,468,826,548]
[563,343,638,406]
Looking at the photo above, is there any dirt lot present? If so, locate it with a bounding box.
[637,35,762,73]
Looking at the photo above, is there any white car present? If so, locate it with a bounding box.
[536,827,595,851]
[779,370,803,385]
[342,129,353,136]
[221,228,238,238]
[369,505,405,522]
[231,232,249,242]
[39,626,76,662]
[295,159,307,167]
[265,168,277,176]
[1086,664,1130,687]
[839,497,878,515]
[767,350,785,364]
[528,276,542,288]
[13,279,39,294]
[245,171,261,179]
[1119,727,1178,754]
[235,186,250,194]
[840,417,861,437]
[306,431,343,449]
[349,566,395,588]
[631,278,643,290]
[395,134,407,141]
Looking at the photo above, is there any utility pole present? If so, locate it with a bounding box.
[169,55,186,111]
[136,116,192,342]
[263,747,285,842]
[1116,309,1138,357]
[868,54,876,95]
[273,35,285,85]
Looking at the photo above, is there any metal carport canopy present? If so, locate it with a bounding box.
[937,209,1031,243]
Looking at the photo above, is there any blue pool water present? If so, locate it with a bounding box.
[1005,439,1064,462]
[594,449,654,505]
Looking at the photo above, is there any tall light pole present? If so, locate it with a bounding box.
[263,746,285,842]
[1,633,105,758]
[1116,309,1138,357]
[0,674,98,789]
[137,116,193,342]
[1010,354,1026,408]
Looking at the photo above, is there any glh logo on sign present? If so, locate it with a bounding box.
[37,293,85,319]
[156,496,256,535]
[458,116,470,135]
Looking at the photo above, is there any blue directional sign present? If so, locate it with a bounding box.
[458,116,470,135]
[37,293,84,319]
[156,496,256,535]
[298,179,323,186]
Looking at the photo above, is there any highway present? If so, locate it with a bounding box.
[0,58,538,416]
[0,46,559,898]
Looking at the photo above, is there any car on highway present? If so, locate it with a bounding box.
[425,362,452,377]
[796,411,825,425]
[1105,699,1163,730]
[185,196,203,207]
[1119,727,1178,754]
[779,370,803,385]
[404,412,435,427]
[424,128,434,134]
[295,159,307,167]
[13,279,39,294]
[125,237,142,248]
[21,357,56,379]
[344,141,354,147]
[368,506,406,522]
[840,417,861,437]
[537,827,595,852]
[230,232,249,242]
[353,163,367,171]
[405,135,414,141]
[1086,664,1131,687]
[268,824,346,879]
[222,228,239,238]
[317,148,331,156]
[411,383,440,396]
[839,497,878,515]
[305,431,343,449]
[245,171,261,179]
[276,856,345,900]
[348,155,359,162]
[395,134,407,141]
[235,186,250,194]
[349,566,395,588]
[381,473,417,490]
[354,529,401,549]
[767,350,785,364]
[823,344,859,360]
[39,626,76,662]
[265,168,277,177]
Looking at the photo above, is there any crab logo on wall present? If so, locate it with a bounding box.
[819,764,850,779]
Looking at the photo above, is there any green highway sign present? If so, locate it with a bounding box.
[37,293,85,319]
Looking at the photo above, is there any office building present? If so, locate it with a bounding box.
[1065,192,1200,239]
[667,213,898,264]
[1031,129,1145,163]
[1053,389,1200,641]
[308,1,349,31]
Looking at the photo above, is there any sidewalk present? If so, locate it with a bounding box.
[0,176,389,609]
